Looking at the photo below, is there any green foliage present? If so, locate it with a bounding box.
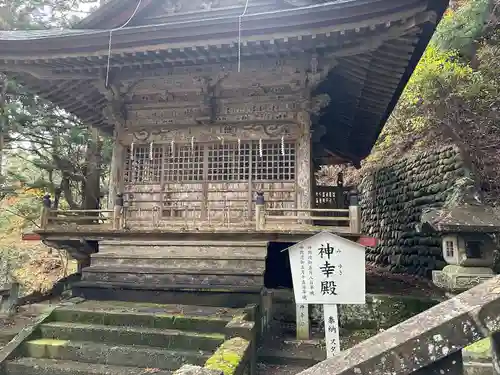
[0,189,42,231]
[368,0,500,202]
[433,0,491,55]
[0,0,111,210]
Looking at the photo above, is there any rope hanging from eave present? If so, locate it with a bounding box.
[105,0,143,88]
[238,0,250,73]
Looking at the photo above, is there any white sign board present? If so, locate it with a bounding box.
[285,231,366,305]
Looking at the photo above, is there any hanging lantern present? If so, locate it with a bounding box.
[149,141,153,161]
[259,139,263,158]
[281,136,285,156]
[130,142,135,160]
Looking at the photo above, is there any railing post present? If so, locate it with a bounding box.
[349,189,361,233]
[0,282,20,317]
[152,206,160,227]
[40,194,51,229]
[255,192,265,231]
[113,193,123,230]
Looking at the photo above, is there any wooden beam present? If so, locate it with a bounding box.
[342,55,407,74]
[0,64,99,80]
[326,10,436,59]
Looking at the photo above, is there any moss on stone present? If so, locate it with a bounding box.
[464,338,491,360]
[168,314,230,322]
[204,337,249,375]
[229,314,248,323]
[27,339,68,346]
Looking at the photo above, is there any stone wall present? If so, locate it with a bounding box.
[360,145,472,277]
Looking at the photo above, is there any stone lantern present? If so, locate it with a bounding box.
[421,204,500,293]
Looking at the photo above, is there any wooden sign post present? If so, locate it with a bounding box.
[284,231,366,357]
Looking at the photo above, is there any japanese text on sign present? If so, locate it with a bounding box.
[287,231,366,305]
[318,242,343,296]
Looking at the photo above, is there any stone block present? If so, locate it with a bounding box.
[205,337,251,375]
[23,338,210,370]
[4,357,173,375]
[39,321,225,351]
[174,364,223,375]
[359,146,475,276]
[0,282,19,317]
[52,305,231,333]
[432,265,494,293]
[82,266,264,287]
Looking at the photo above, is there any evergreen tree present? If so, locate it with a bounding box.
[0,0,111,210]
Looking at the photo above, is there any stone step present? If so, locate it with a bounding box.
[463,361,493,375]
[23,339,209,370]
[4,357,172,375]
[91,255,265,271]
[98,240,268,258]
[39,322,225,351]
[81,266,264,287]
[52,302,234,333]
[257,339,325,367]
[73,281,263,308]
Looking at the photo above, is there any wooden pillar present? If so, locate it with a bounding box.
[108,124,125,210]
[255,191,265,230]
[40,194,52,229]
[113,193,124,230]
[349,189,361,234]
[296,303,310,340]
[296,111,312,213]
[82,127,102,213]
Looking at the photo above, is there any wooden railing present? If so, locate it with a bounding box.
[254,190,361,233]
[38,190,362,233]
[40,208,114,229]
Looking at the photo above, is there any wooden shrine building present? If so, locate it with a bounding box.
[0,0,448,303]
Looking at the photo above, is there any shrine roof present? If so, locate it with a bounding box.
[0,29,95,41]
[0,0,449,165]
[421,204,500,234]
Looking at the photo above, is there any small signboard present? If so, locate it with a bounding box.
[283,231,366,358]
[285,231,365,305]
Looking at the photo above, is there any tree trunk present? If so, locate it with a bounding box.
[82,127,102,212]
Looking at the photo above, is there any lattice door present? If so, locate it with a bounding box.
[122,139,297,223]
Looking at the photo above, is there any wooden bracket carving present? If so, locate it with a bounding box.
[309,93,331,116]
[304,55,337,90]
[99,78,140,125]
[200,0,220,9]
[201,73,230,123]
[162,0,182,13]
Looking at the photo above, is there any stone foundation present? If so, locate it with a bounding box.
[360,145,472,277]
[432,265,495,293]
[270,289,438,331]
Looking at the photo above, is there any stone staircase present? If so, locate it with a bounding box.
[74,240,268,307]
[2,300,251,375]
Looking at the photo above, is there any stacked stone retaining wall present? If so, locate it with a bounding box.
[360,145,470,277]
